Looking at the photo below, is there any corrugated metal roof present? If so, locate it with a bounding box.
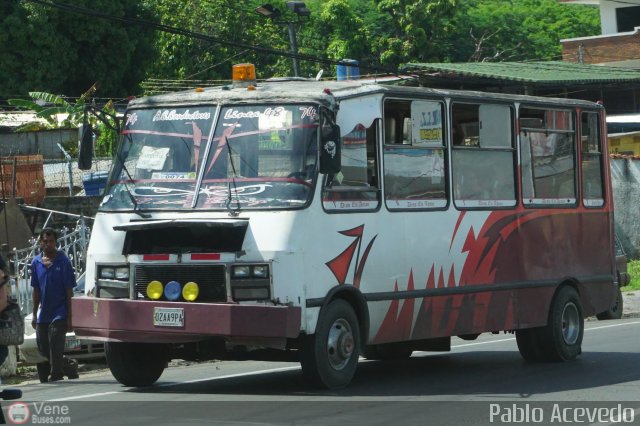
[402,61,640,85]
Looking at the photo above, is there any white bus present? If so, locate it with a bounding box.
[73,64,618,389]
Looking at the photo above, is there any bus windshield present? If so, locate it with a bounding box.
[101,104,319,211]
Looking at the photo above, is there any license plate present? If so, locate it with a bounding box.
[153,307,184,327]
[65,337,81,351]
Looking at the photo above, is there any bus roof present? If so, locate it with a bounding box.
[128,78,604,110]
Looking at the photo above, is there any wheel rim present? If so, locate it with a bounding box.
[326,318,354,371]
[561,302,580,345]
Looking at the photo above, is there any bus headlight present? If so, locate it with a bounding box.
[252,265,269,278]
[147,281,163,300]
[115,267,130,280]
[164,281,182,301]
[232,266,251,278]
[100,267,115,279]
[182,282,199,302]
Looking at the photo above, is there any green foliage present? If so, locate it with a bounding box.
[94,103,119,157]
[373,0,457,65]
[8,87,118,157]
[627,260,640,292]
[445,0,600,62]
[0,0,156,98]
[0,0,605,98]
[7,86,95,131]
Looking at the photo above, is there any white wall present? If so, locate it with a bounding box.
[599,0,640,35]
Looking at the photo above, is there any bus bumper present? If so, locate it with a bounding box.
[71,297,301,344]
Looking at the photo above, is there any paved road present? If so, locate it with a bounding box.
[6,318,640,425]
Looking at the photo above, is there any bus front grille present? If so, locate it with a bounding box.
[134,265,227,302]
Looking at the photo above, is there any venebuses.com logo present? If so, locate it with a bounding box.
[6,402,71,424]
[7,402,30,424]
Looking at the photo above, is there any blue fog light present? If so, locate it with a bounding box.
[164,281,182,301]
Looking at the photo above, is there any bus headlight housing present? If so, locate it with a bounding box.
[97,264,130,299]
[230,263,271,301]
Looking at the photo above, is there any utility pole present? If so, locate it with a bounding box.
[256,2,310,78]
[286,22,301,77]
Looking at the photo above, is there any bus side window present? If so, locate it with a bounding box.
[322,120,380,212]
[384,99,447,210]
[519,107,577,206]
[452,102,516,208]
[581,111,604,206]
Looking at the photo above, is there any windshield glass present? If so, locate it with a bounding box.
[101,104,319,211]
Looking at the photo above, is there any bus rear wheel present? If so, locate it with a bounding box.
[515,328,544,362]
[517,286,584,362]
[541,286,583,361]
[106,342,169,387]
[300,299,360,389]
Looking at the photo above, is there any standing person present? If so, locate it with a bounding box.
[31,228,79,382]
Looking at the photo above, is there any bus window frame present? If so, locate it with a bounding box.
[579,110,606,209]
[519,105,579,209]
[450,100,518,211]
[321,118,382,214]
[382,97,449,213]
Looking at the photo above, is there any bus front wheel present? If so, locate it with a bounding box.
[300,299,360,389]
[106,342,169,387]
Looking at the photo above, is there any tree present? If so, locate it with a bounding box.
[372,0,457,66]
[0,0,156,99]
[444,0,600,62]
[144,0,291,83]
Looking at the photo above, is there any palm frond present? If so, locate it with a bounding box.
[28,92,70,107]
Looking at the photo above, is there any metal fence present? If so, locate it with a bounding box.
[44,157,112,196]
[9,216,91,315]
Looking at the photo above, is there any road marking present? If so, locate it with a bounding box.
[52,320,640,401]
[585,319,640,331]
[51,366,301,401]
[435,320,640,350]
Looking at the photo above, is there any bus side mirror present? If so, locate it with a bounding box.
[78,123,94,170]
[319,123,341,175]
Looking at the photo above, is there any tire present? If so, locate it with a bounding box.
[539,286,584,361]
[515,328,544,362]
[596,287,623,320]
[106,342,169,387]
[300,299,360,389]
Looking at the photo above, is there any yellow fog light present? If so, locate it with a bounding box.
[182,281,200,302]
[147,281,164,300]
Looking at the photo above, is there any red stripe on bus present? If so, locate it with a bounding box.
[190,253,221,260]
[143,254,170,261]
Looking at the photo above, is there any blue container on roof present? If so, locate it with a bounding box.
[336,59,360,81]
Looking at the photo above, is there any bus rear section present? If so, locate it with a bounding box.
[73,72,618,390]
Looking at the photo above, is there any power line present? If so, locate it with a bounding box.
[24,0,396,76]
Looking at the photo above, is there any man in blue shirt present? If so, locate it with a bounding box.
[31,228,79,382]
